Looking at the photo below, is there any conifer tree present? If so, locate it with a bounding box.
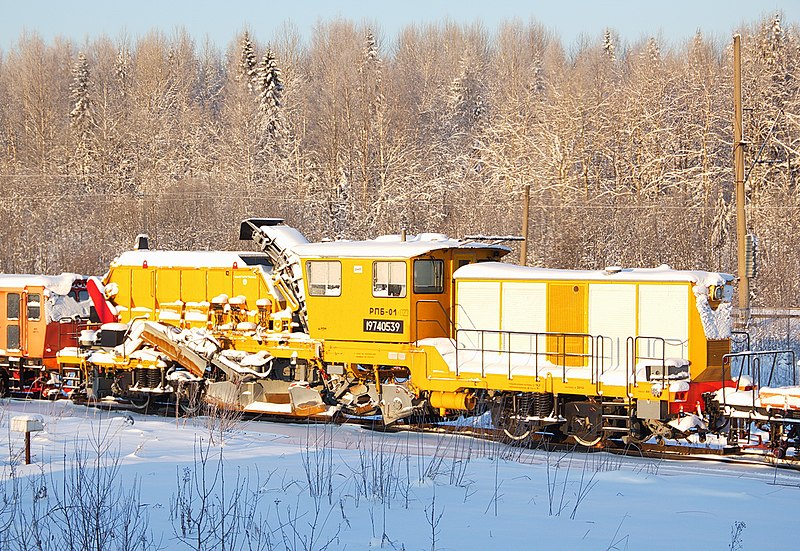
[237,31,258,93]
[256,48,284,135]
[70,52,94,135]
[603,29,616,61]
[69,51,95,187]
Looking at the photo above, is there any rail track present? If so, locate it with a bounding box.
[349,416,800,472]
[68,395,800,473]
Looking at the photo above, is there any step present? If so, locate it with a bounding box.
[601,414,630,420]
[602,426,631,432]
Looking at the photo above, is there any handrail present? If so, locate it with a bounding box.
[454,328,600,382]
[720,349,796,411]
[414,299,454,342]
[625,335,688,396]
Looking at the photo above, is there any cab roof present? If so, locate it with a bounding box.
[291,234,510,260]
[0,273,84,295]
[111,250,271,269]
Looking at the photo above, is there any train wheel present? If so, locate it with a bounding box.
[572,429,602,447]
[490,398,532,443]
[502,423,532,442]
[178,382,205,416]
[564,401,603,447]
[128,394,151,410]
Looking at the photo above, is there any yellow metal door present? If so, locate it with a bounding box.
[130,268,153,310]
[547,283,588,367]
[156,268,180,306]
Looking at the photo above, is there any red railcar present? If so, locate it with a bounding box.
[0,274,94,397]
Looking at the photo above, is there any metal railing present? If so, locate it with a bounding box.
[453,328,604,383]
[719,349,797,411]
[413,299,454,340]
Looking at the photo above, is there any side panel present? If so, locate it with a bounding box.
[547,283,587,366]
[181,269,207,303]
[207,269,233,300]
[233,269,261,301]
[155,269,180,305]
[130,267,154,312]
[638,284,689,360]
[304,258,412,343]
[455,281,501,351]
[500,282,546,355]
[589,283,636,370]
[111,267,132,319]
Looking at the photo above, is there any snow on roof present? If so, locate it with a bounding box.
[0,273,83,295]
[111,250,271,269]
[255,223,309,249]
[291,235,509,259]
[455,262,734,287]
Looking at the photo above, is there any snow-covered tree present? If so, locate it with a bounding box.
[115,45,130,96]
[646,37,661,64]
[69,51,96,188]
[69,51,94,133]
[237,31,258,93]
[255,48,284,135]
[603,29,616,61]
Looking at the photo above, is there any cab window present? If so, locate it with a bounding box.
[307,261,342,296]
[27,293,41,321]
[413,259,444,294]
[7,293,19,319]
[373,261,406,297]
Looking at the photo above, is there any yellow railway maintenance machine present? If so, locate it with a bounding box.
[268,219,734,444]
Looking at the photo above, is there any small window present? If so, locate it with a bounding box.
[7,325,19,350]
[70,288,90,302]
[7,293,20,320]
[307,261,342,296]
[27,293,41,321]
[373,261,406,297]
[414,259,444,294]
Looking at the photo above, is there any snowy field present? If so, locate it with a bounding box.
[0,399,797,550]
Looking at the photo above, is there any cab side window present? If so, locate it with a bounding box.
[413,259,444,294]
[6,293,20,350]
[307,261,342,296]
[373,261,406,297]
[7,293,19,319]
[27,293,41,321]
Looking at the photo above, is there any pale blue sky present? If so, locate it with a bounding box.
[1,0,798,52]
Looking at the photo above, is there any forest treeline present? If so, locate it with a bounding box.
[0,15,798,306]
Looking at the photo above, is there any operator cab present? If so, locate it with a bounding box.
[294,234,509,344]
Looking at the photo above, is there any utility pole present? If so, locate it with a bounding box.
[519,184,530,266]
[733,34,750,325]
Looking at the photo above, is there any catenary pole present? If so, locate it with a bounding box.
[733,34,749,325]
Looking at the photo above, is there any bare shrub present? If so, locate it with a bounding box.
[0,418,161,551]
[202,403,246,446]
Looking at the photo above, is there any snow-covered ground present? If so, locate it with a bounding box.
[0,399,797,550]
